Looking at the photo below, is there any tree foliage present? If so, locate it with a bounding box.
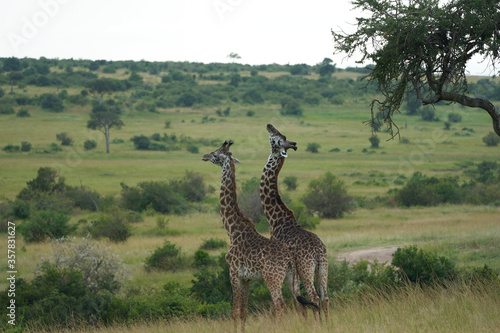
[332,0,500,138]
[87,103,124,153]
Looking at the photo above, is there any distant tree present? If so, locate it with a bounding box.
[87,104,124,154]
[86,78,122,104]
[2,57,22,71]
[318,58,336,77]
[8,72,23,94]
[40,93,64,112]
[332,0,500,138]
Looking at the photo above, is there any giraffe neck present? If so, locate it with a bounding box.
[260,153,296,233]
[220,156,255,243]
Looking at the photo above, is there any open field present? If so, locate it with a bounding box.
[1,62,499,331]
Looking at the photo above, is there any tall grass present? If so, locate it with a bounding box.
[30,280,500,333]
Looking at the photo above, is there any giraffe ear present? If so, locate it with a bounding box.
[233,157,241,164]
[280,148,288,158]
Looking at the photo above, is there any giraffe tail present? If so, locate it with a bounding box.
[296,296,319,311]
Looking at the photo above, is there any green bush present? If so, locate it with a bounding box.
[83,139,97,150]
[16,108,30,117]
[0,105,15,115]
[420,106,437,121]
[306,142,321,153]
[18,210,76,243]
[200,238,227,250]
[391,245,456,286]
[3,144,20,152]
[193,249,215,268]
[288,201,320,230]
[56,132,73,146]
[121,181,188,214]
[20,141,31,152]
[283,176,298,190]
[88,208,132,242]
[40,93,64,112]
[395,172,462,207]
[369,135,380,148]
[482,132,500,146]
[302,172,353,218]
[447,112,462,123]
[144,241,186,272]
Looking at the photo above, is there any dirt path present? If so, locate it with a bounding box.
[336,246,398,264]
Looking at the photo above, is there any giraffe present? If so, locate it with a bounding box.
[202,140,318,332]
[260,124,329,321]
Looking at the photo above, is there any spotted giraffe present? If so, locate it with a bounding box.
[260,124,329,321]
[202,140,317,332]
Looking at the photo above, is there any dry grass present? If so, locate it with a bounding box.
[30,280,500,333]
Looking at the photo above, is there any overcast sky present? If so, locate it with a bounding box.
[0,0,495,75]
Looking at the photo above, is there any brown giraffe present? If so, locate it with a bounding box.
[202,140,317,332]
[260,124,329,321]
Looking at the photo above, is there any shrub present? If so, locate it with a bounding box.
[420,106,437,121]
[302,172,353,218]
[288,201,320,230]
[369,135,380,148]
[3,144,20,152]
[83,139,97,150]
[306,142,321,153]
[280,99,303,116]
[56,132,73,146]
[395,172,462,207]
[187,144,199,153]
[18,210,76,243]
[482,132,500,147]
[12,199,30,219]
[200,238,227,250]
[88,208,132,242]
[447,112,462,123]
[391,245,456,286]
[283,176,298,190]
[38,236,127,294]
[144,241,186,272]
[193,249,215,268]
[40,93,64,112]
[0,105,15,114]
[20,141,31,152]
[16,108,30,117]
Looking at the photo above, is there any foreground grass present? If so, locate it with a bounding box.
[30,280,500,333]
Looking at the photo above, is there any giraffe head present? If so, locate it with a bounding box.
[267,124,297,158]
[202,140,240,166]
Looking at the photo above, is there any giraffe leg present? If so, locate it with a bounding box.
[318,259,330,320]
[240,280,250,332]
[299,265,321,322]
[263,271,286,318]
[229,274,243,332]
[284,267,306,317]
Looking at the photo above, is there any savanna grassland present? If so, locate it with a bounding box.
[0,58,499,332]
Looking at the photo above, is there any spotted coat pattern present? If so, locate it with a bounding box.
[203,141,305,332]
[260,124,330,321]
